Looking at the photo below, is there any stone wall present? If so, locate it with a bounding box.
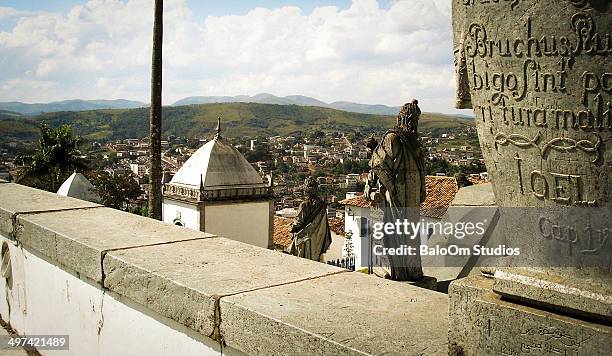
[0,182,449,355]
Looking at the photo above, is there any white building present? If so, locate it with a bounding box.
[130,163,147,176]
[339,194,376,270]
[162,120,274,249]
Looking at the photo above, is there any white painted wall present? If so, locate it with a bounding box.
[344,207,434,271]
[344,206,371,270]
[162,199,200,230]
[204,201,271,249]
[0,235,245,356]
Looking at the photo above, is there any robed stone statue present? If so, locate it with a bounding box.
[290,177,332,261]
[364,99,427,281]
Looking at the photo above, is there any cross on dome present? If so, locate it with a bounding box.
[214,117,222,139]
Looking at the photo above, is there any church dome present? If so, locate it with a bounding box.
[57,172,101,203]
[169,137,266,189]
[164,118,271,202]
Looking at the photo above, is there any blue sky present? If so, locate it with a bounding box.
[0,0,457,113]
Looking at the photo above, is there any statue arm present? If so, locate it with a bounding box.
[291,201,308,233]
[364,170,378,199]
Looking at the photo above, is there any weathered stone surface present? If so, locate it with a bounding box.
[451,0,612,335]
[451,0,612,269]
[221,272,449,355]
[448,274,494,356]
[453,1,611,207]
[472,292,611,355]
[0,183,100,237]
[16,207,213,282]
[103,238,344,338]
[451,183,495,207]
[493,267,612,322]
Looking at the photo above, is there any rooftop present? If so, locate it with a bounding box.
[169,133,266,190]
[339,176,459,219]
[273,216,345,251]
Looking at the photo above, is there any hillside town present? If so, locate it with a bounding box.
[1,1,609,355]
[0,121,486,214]
[0,118,490,272]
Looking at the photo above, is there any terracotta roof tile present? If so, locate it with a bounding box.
[338,195,372,208]
[421,176,459,219]
[273,216,293,250]
[274,215,345,249]
[328,216,345,236]
[339,176,459,219]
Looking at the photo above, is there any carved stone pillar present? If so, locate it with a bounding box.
[450,1,611,354]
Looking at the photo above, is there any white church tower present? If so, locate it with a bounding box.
[162,118,274,249]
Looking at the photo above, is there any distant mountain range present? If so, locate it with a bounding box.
[0,102,473,143]
[0,94,405,116]
[173,93,402,115]
[0,99,147,115]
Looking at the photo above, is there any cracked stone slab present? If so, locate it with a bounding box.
[220,272,449,355]
[0,183,100,237]
[15,207,214,282]
[102,238,344,339]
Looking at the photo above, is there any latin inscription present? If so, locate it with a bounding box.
[539,216,610,255]
[454,0,610,206]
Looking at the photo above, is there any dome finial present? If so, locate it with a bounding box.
[214,117,222,139]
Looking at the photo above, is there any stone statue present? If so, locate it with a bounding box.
[365,99,427,281]
[290,177,332,261]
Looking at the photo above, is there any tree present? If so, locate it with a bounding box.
[427,158,456,176]
[91,172,143,211]
[148,0,163,220]
[307,129,325,140]
[17,122,86,192]
[458,161,487,174]
[245,144,272,162]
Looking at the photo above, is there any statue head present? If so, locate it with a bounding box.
[397,99,421,133]
[304,177,319,199]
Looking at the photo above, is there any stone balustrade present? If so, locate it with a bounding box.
[0,182,449,355]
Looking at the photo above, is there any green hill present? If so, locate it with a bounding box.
[0,103,473,142]
[0,110,40,141]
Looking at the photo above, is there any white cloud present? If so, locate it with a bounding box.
[0,6,36,20]
[0,0,457,113]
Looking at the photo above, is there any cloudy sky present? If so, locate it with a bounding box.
[0,0,457,113]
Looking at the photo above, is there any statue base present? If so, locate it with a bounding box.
[493,267,611,324]
[449,273,612,356]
